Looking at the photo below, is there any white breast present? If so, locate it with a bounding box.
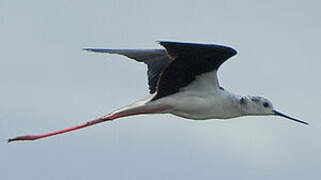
[148,71,243,120]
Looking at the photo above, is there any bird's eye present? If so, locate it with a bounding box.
[263,102,269,108]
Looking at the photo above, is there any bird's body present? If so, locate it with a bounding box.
[8,41,308,142]
[135,72,242,120]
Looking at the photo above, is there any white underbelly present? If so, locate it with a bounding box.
[144,71,242,120]
[150,92,242,120]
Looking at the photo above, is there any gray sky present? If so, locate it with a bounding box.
[1,0,321,179]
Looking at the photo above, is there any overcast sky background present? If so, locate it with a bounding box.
[1,0,321,179]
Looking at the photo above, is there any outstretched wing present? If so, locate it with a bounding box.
[83,48,171,94]
[152,41,237,101]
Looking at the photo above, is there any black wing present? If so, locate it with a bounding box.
[83,48,171,93]
[152,41,237,101]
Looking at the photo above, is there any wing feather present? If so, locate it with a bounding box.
[83,48,171,93]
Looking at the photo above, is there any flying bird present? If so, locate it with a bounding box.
[8,41,308,142]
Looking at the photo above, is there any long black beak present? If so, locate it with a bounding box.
[273,110,308,125]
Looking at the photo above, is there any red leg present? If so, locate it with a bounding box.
[8,106,171,143]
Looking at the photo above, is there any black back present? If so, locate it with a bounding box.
[152,41,237,101]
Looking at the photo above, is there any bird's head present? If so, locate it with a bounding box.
[240,95,308,125]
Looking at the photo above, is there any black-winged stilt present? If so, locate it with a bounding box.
[8,41,308,142]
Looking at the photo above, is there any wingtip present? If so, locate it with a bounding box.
[156,40,177,45]
[82,48,94,52]
[82,48,115,54]
[82,48,105,54]
[156,41,175,48]
[7,137,16,143]
[156,40,172,45]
